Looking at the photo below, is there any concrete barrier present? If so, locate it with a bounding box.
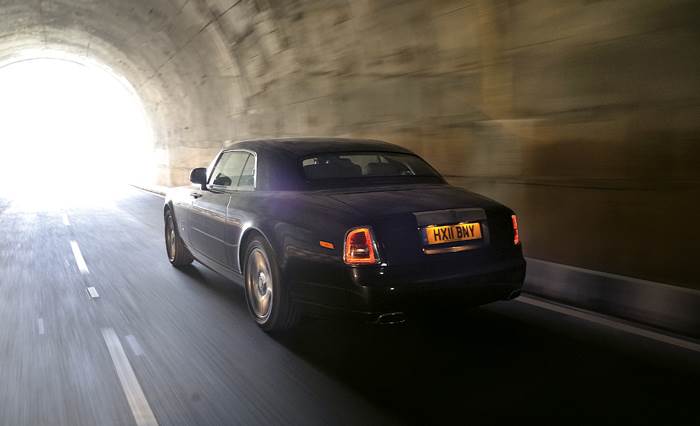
[524,258,700,339]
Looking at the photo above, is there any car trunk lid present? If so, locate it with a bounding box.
[326,184,499,217]
[325,184,516,266]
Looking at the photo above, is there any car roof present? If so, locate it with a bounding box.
[218,137,438,191]
[223,137,413,157]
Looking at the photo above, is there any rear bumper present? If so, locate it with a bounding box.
[290,255,526,319]
[361,263,525,316]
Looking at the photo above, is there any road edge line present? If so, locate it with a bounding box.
[517,295,700,353]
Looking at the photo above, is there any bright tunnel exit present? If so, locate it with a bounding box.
[0,55,153,201]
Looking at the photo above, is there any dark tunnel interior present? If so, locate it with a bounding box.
[0,1,698,425]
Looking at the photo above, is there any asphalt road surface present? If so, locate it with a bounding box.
[0,185,698,426]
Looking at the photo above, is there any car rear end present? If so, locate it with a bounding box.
[287,147,525,321]
[287,185,525,322]
[344,203,525,319]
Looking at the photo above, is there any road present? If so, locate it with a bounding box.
[0,185,698,425]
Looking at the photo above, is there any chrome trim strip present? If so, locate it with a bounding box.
[422,245,475,255]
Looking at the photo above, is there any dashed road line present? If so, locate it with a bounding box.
[125,335,145,357]
[101,328,158,426]
[37,318,45,335]
[517,295,700,353]
[87,286,100,299]
[62,213,70,226]
[70,240,90,274]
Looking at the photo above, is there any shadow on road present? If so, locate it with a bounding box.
[177,263,247,305]
[275,307,700,425]
[175,262,700,425]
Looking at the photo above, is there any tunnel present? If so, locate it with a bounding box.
[0,1,699,425]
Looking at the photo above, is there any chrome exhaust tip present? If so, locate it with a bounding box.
[375,312,406,325]
[507,290,522,300]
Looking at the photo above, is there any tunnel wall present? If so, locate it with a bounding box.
[1,0,698,290]
[155,0,700,290]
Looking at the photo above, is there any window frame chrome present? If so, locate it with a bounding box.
[207,148,257,192]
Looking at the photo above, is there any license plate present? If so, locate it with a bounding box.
[424,222,482,245]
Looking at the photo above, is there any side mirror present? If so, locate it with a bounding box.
[190,167,208,190]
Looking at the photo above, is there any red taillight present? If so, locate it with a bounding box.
[344,227,378,265]
[511,214,520,245]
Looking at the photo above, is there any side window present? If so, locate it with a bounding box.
[209,151,249,188]
[237,154,256,191]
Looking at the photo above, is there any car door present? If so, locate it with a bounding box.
[190,151,249,267]
[225,151,256,272]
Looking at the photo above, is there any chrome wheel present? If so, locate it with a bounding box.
[245,247,274,321]
[166,214,176,262]
[164,209,193,267]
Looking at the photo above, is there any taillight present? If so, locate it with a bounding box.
[511,214,520,245]
[344,227,379,265]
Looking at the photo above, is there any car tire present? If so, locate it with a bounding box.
[165,209,193,267]
[243,235,299,333]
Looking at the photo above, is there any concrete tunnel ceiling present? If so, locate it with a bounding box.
[0,0,243,186]
[1,0,700,288]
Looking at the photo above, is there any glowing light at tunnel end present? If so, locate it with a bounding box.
[0,49,155,202]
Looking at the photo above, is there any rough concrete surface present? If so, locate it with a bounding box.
[0,0,699,286]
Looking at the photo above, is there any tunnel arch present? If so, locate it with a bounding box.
[0,0,698,289]
[0,1,240,186]
[0,0,530,187]
[0,53,156,189]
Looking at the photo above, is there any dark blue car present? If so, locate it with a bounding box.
[164,138,525,332]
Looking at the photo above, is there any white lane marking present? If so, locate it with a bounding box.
[125,335,144,357]
[37,318,45,335]
[62,213,70,226]
[70,241,90,274]
[87,287,100,299]
[517,295,700,353]
[101,328,159,426]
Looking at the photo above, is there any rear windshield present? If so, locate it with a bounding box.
[302,152,441,181]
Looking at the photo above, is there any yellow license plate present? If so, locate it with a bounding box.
[424,223,482,245]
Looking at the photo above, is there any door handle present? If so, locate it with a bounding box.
[190,192,203,199]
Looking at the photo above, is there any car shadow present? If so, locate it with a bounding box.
[273,305,700,425]
[173,265,700,425]
[176,263,247,308]
[274,308,538,425]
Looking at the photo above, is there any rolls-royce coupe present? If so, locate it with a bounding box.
[164,138,525,331]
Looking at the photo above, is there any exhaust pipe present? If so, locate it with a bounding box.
[507,290,522,300]
[375,312,406,325]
